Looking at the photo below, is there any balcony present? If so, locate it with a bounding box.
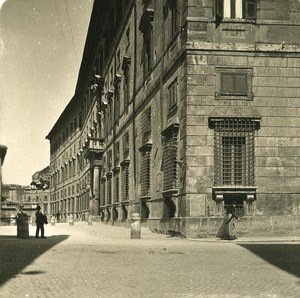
[84,137,104,160]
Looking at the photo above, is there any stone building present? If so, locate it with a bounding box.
[47,0,300,237]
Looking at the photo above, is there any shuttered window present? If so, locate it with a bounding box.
[221,73,248,96]
[216,68,252,100]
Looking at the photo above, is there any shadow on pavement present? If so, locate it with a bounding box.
[239,243,300,278]
[0,235,69,286]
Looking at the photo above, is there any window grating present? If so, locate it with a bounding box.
[121,162,130,201]
[107,175,112,204]
[214,119,255,186]
[141,150,151,196]
[114,171,120,203]
[163,132,178,190]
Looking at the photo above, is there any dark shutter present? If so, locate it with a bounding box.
[221,72,248,96]
[244,0,256,19]
[215,0,224,26]
[235,74,248,95]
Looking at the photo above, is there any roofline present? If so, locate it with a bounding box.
[46,0,107,141]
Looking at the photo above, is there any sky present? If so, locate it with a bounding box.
[0,0,93,185]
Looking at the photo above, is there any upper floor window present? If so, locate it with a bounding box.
[168,78,178,112]
[139,8,154,79]
[216,0,256,21]
[141,107,152,144]
[215,68,253,100]
[122,56,131,111]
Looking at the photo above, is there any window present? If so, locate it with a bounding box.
[143,29,153,77]
[122,56,131,111]
[215,68,252,100]
[140,146,152,197]
[216,0,256,20]
[141,107,152,144]
[168,79,178,111]
[114,75,121,122]
[122,132,130,160]
[214,119,256,186]
[121,160,130,202]
[163,129,179,191]
[113,168,120,203]
[139,9,154,78]
[170,0,177,36]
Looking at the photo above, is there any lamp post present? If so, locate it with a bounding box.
[0,145,8,219]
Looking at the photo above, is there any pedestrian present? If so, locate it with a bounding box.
[216,202,239,240]
[56,211,60,222]
[35,205,47,239]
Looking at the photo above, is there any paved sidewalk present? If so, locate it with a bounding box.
[1,222,299,298]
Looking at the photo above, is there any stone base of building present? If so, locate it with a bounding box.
[181,215,300,238]
[105,215,300,238]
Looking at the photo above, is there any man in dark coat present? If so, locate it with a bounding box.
[35,205,46,238]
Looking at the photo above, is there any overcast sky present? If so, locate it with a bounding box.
[0,0,93,185]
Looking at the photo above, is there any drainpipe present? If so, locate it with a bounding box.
[132,0,137,183]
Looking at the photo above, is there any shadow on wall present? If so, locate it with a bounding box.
[0,235,69,286]
[239,243,300,278]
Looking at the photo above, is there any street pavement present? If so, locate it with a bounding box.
[0,222,299,298]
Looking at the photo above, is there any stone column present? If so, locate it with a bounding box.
[92,164,100,215]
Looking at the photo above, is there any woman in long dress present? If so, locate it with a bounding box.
[216,203,239,240]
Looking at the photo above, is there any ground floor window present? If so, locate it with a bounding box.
[214,119,256,187]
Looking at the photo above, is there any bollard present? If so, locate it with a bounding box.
[50,216,55,226]
[88,215,92,225]
[16,212,29,239]
[69,214,74,226]
[130,213,141,239]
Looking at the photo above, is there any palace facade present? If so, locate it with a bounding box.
[46,0,300,237]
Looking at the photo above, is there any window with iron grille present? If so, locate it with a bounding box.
[141,107,152,144]
[163,131,178,191]
[140,145,152,197]
[113,168,120,203]
[214,119,256,186]
[215,68,252,100]
[121,160,130,201]
[107,173,112,205]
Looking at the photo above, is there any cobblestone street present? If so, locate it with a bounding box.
[0,222,299,298]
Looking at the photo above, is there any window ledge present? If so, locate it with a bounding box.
[213,186,257,195]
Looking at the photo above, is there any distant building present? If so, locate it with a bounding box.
[0,165,50,220]
[47,0,300,236]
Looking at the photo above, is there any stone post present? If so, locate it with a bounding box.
[131,213,141,239]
